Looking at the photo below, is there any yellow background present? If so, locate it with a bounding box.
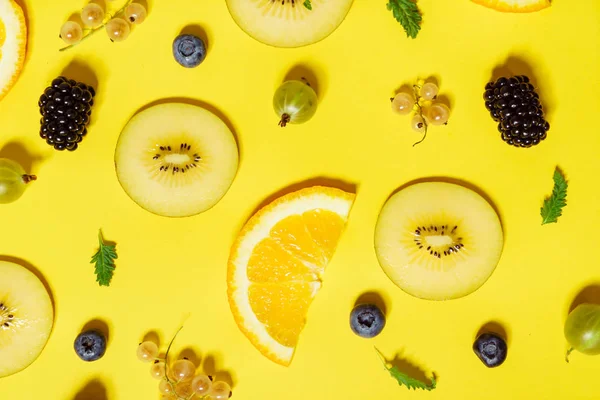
[2,0,600,399]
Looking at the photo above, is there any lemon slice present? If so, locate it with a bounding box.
[227,187,354,365]
[0,0,26,101]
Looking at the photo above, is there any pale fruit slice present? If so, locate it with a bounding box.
[228,186,355,365]
[226,0,354,48]
[0,260,53,377]
[0,0,27,101]
[115,103,239,217]
[471,0,550,13]
[374,182,503,301]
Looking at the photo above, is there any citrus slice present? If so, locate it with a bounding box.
[227,186,355,366]
[471,0,550,13]
[0,0,26,102]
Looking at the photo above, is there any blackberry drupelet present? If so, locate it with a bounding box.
[484,75,549,148]
[38,76,95,151]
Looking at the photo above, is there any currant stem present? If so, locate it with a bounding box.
[412,84,428,147]
[21,174,37,184]
[565,347,574,363]
[59,0,133,52]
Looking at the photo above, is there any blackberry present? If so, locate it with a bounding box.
[38,76,95,152]
[483,75,549,148]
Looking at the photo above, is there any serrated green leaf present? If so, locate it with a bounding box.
[541,167,568,225]
[90,230,117,286]
[376,348,436,391]
[387,365,437,391]
[303,0,312,10]
[386,0,422,39]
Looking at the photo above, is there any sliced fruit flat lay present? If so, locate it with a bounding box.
[226,0,354,48]
[0,0,26,102]
[0,260,53,378]
[228,187,355,365]
[471,0,551,13]
[114,103,239,217]
[375,182,503,300]
[1,1,600,399]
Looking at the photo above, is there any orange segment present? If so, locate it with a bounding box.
[0,19,6,46]
[228,186,355,366]
[248,282,318,348]
[471,0,550,13]
[0,0,27,101]
[247,238,318,283]
[302,209,346,262]
[270,214,326,267]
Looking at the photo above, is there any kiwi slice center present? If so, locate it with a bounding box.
[0,302,16,329]
[413,224,465,259]
[264,0,311,16]
[148,142,203,183]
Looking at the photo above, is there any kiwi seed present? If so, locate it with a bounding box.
[0,303,16,329]
[151,142,202,175]
[413,224,466,259]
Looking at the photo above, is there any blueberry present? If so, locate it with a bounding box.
[74,330,107,361]
[173,34,206,68]
[349,304,385,338]
[473,333,507,368]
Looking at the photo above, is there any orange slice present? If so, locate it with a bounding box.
[0,0,26,102]
[471,0,550,12]
[227,187,355,366]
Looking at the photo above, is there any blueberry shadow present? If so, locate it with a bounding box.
[377,349,437,388]
[180,25,209,54]
[355,292,388,317]
[388,177,504,237]
[491,55,554,120]
[569,284,600,314]
[0,141,46,174]
[178,347,202,369]
[133,98,242,164]
[203,354,235,389]
[61,60,99,91]
[82,319,110,344]
[476,321,509,345]
[243,177,357,226]
[73,379,108,400]
[284,64,325,101]
[142,330,161,347]
[0,256,55,311]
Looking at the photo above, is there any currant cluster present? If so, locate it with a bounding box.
[38,77,95,152]
[484,75,550,148]
[60,0,148,48]
[137,340,233,400]
[390,80,451,146]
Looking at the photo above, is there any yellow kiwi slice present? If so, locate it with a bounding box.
[226,0,354,48]
[114,103,239,218]
[374,182,503,300]
[0,260,53,377]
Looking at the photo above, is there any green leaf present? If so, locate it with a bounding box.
[90,230,117,286]
[386,0,422,39]
[541,167,568,225]
[303,0,312,10]
[376,348,436,391]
